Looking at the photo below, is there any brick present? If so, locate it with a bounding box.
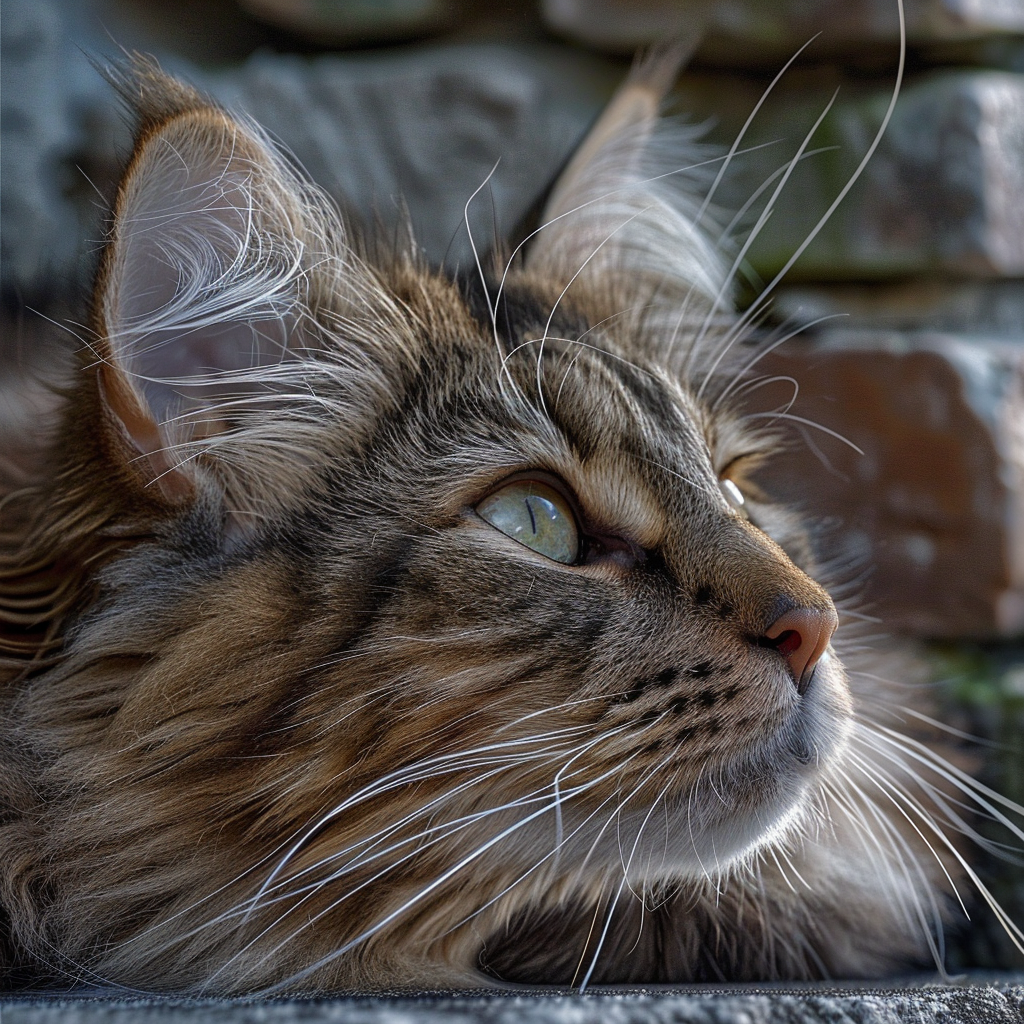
[747,331,1024,638]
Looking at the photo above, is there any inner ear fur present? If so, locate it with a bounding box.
[92,60,333,504]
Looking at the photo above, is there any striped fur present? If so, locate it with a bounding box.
[0,52,1019,993]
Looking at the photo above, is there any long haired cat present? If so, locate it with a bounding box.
[1,46,1021,993]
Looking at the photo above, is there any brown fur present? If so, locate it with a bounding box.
[0,55,997,993]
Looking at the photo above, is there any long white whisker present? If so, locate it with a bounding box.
[826,766,947,967]
[254,745,652,993]
[534,207,653,416]
[695,33,823,228]
[714,146,837,246]
[741,411,865,454]
[842,748,968,918]
[712,312,849,409]
[692,89,842,398]
[699,0,907,399]
[463,159,501,342]
[244,726,602,915]
[866,725,1024,836]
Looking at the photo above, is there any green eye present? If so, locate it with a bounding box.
[477,479,579,564]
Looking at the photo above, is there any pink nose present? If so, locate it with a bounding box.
[765,605,838,695]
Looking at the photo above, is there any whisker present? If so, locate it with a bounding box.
[252,745,650,993]
[534,207,653,416]
[463,159,502,343]
[695,33,824,229]
[740,411,865,454]
[693,89,843,398]
[712,312,849,410]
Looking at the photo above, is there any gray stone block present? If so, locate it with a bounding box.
[672,69,1024,280]
[542,0,1024,62]
[206,45,618,276]
[0,0,116,303]
[5,1,1023,305]
[0,0,619,307]
[749,330,1024,638]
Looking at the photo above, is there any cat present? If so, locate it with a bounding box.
[0,47,1020,994]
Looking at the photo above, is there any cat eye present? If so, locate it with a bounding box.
[720,478,750,520]
[476,479,580,564]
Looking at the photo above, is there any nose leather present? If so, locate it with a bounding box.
[765,605,838,695]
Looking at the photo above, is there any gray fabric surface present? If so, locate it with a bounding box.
[4,980,1024,1024]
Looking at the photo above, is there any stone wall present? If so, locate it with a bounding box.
[2,0,1022,978]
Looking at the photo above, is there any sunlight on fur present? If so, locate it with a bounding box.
[1,10,1023,993]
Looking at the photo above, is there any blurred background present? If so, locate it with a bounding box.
[1,0,1023,973]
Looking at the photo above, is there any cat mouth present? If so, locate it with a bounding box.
[728,647,851,778]
[536,650,852,885]
[638,650,852,874]
[685,650,852,864]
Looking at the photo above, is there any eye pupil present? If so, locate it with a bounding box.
[525,497,538,534]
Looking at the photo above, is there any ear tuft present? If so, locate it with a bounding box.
[103,54,212,138]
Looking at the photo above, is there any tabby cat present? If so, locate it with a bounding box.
[1,48,1020,993]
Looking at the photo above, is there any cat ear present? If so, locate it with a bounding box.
[93,61,333,505]
[525,42,728,340]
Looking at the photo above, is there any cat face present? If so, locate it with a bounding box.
[79,63,846,864]
[306,316,849,863]
[1,54,960,993]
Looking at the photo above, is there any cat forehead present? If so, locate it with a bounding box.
[363,268,726,533]
[385,269,715,452]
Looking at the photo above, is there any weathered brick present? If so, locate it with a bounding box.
[749,331,1024,638]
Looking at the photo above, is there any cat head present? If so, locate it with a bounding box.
[4,53,855,990]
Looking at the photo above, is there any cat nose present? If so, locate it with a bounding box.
[764,604,838,695]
